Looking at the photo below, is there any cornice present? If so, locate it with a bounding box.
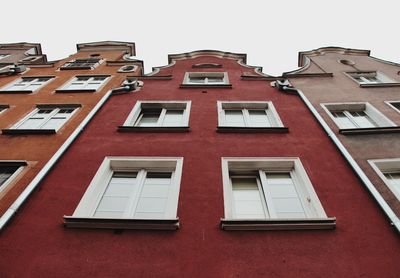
[76,41,136,56]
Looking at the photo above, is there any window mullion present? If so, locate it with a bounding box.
[344,111,359,128]
[242,109,250,127]
[126,169,146,218]
[38,109,58,129]
[258,170,274,218]
[158,108,167,126]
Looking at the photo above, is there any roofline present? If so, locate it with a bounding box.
[0,42,43,55]
[298,46,370,67]
[76,41,136,56]
[167,50,247,64]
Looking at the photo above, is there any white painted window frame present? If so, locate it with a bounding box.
[368,158,400,201]
[217,101,284,127]
[0,54,9,60]
[58,75,110,91]
[321,102,395,129]
[0,105,9,115]
[221,157,328,220]
[385,101,400,114]
[345,71,396,85]
[11,106,78,131]
[122,100,191,127]
[61,58,102,70]
[0,161,26,193]
[72,156,184,220]
[183,72,229,85]
[1,77,53,92]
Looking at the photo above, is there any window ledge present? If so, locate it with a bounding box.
[217,126,289,133]
[360,83,400,88]
[63,216,180,230]
[2,129,56,135]
[339,126,400,135]
[0,90,33,94]
[118,126,190,132]
[179,84,232,89]
[55,89,97,93]
[220,218,336,231]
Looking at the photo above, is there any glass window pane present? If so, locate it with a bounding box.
[248,110,271,127]
[224,110,245,126]
[162,110,184,126]
[232,177,265,219]
[136,109,161,126]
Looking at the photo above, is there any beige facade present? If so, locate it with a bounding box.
[284,47,400,227]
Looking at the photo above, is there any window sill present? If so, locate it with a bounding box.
[0,90,33,94]
[2,129,56,135]
[220,218,336,231]
[360,83,400,88]
[118,126,190,132]
[339,126,400,135]
[63,216,180,230]
[55,89,97,93]
[179,84,232,89]
[217,126,289,133]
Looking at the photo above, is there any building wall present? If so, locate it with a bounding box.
[1,53,399,277]
[0,42,142,217]
[287,49,400,215]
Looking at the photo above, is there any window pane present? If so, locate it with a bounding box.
[265,173,306,218]
[162,110,184,126]
[332,111,356,129]
[94,172,138,218]
[232,177,266,219]
[384,172,400,197]
[224,110,245,126]
[134,172,172,219]
[350,111,377,128]
[136,109,161,126]
[248,110,271,127]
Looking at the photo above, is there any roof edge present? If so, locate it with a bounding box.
[0,42,43,55]
[76,41,136,56]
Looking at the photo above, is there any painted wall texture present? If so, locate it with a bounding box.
[0,42,142,218]
[0,52,398,277]
[286,48,400,217]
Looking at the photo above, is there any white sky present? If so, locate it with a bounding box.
[2,0,399,76]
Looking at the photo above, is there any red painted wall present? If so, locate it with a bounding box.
[1,55,399,278]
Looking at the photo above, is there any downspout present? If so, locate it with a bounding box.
[275,80,400,234]
[0,90,114,230]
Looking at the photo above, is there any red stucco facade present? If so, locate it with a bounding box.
[0,52,399,277]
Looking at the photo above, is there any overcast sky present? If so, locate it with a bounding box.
[3,0,399,76]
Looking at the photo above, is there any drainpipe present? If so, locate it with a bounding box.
[0,90,114,230]
[275,80,400,234]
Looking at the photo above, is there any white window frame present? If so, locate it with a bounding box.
[221,157,328,220]
[385,101,400,114]
[345,71,396,85]
[217,101,284,128]
[0,54,9,60]
[61,58,102,70]
[321,102,395,130]
[118,65,138,73]
[0,104,9,115]
[71,156,183,220]
[11,106,79,131]
[0,161,26,193]
[368,158,400,202]
[183,72,229,85]
[57,75,110,92]
[122,101,191,127]
[1,76,53,92]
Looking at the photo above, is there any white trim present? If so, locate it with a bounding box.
[368,158,400,202]
[11,107,79,131]
[1,76,53,92]
[183,72,229,85]
[72,156,183,220]
[0,162,26,194]
[123,100,191,127]
[321,102,396,129]
[58,75,110,92]
[385,101,400,114]
[221,157,328,220]
[344,71,396,85]
[217,101,284,127]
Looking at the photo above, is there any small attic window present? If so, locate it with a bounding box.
[90,54,101,57]
[192,63,222,68]
[118,65,137,73]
